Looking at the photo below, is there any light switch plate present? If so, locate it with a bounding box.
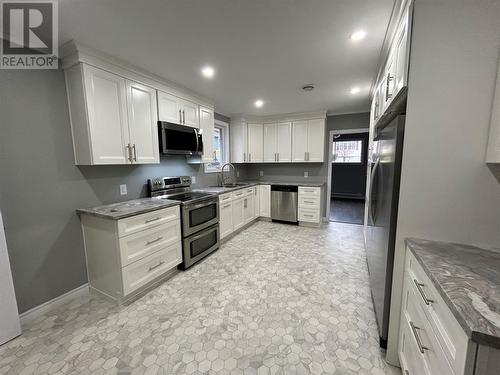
[191,176,196,184]
[119,184,127,195]
[260,171,264,177]
[304,171,309,178]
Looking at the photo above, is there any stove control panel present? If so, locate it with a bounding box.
[148,176,192,192]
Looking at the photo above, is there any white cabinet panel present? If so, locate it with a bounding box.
[126,81,159,164]
[181,99,199,128]
[292,120,308,162]
[263,122,277,162]
[486,59,500,163]
[276,121,292,162]
[200,106,215,163]
[157,90,182,124]
[230,119,247,163]
[232,198,245,231]
[247,123,263,162]
[253,186,260,218]
[259,185,271,218]
[83,65,130,164]
[244,195,254,224]
[220,200,233,239]
[307,119,325,162]
[394,15,409,95]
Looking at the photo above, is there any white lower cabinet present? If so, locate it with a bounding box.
[232,198,245,231]
[80,206,182,302]
[219,194,233,240]
[298,186,322,224]
[259,185,271,218]
[398,247,473,375]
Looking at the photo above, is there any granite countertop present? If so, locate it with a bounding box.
[406,238,500,348]
[194,181,325,195]
[77,198,180,220]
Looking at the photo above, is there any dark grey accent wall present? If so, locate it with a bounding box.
[0,69,241,313]
[243,112,370,216]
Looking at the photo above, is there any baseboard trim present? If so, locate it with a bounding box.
[19,283,89,326]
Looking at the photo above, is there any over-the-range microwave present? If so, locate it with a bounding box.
[158,121,203,156]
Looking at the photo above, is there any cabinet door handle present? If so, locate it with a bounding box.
[304,201,314,204]
[126,144,133,162]
[409,321,428,354]
[132,144,137,162]
[145,217,161,223]
[413,279,434,305]
[179,109,182,124]
[243,153,246,162]
[148,261,165,272]
[277,153,279,162]
[304,152,307,161]
[249,153,251,162]
[223,204,231,208]
[146,237,163,245]
[182,110,186,124]
[386,72,394,100]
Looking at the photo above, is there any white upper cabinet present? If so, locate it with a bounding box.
[199,106,215,163]
[394,15,409,95]
[276,121,292,162]
[486,58,500,163]
[66,64,159,165]
[292,120,308,162]
[263,122,278,162]
[230,118,247,163]
[157,91,199,128]
[82,65,130,165]
[157,91,181,124]
[181,99,199,128]
[292,119,325,162]
[126,81,159,164]
[247,123,263,163]
[306,119,325,162]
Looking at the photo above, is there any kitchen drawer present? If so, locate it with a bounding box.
[399,312,430,375]
[122,242,181,296]
[219,192,233,203]
[117,206,179,237]
[244,187,255,196]
[298,186,321,197]
[298,195,320,208]
[119,220,181,266]
[401,273,454,375]
[232,189,246,200]
[298,207,320,223]
[405,248,469,375]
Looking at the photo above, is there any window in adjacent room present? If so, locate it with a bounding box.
[332,139,363,163]
[205,120,229,173]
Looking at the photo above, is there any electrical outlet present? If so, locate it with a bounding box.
[304,171,309,178]
[191,176,196,184]
[119,184,127,195]
[260,171,264,177]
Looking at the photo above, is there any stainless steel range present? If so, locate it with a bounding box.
[148,176,219,270]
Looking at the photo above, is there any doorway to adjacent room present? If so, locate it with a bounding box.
[327,129,369,225]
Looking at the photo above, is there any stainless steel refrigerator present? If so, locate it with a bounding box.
[365,114,405,348]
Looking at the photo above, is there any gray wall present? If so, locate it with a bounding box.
[386,0,500,364]
[0,69,241,313]
[242,112,370,216]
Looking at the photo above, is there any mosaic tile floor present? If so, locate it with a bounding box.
[0,221,401,375]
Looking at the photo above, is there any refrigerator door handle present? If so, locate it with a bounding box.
[368,158,380,226]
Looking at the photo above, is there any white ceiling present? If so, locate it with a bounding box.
[59,0,395,116]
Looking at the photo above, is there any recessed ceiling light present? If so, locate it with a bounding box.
[350,87,360,94]
[350,30,367,41]
[254,99,264,108]
[201,66,215,78]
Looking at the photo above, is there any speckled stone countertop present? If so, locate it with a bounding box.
[77,198,180,220]
[194,181,325,195]
[406,238,500,348]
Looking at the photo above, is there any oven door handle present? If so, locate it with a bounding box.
[188,224,218,242]
[185,200,217,211]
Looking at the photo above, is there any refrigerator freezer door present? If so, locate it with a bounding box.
[365,115,405,345]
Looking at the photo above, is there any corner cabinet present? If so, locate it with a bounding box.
[65,63,159,165]
[485,58,500,163]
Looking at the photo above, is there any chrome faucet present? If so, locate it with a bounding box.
[220,163,236,187]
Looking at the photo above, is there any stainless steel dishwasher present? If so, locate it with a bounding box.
[271,185,298,223]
